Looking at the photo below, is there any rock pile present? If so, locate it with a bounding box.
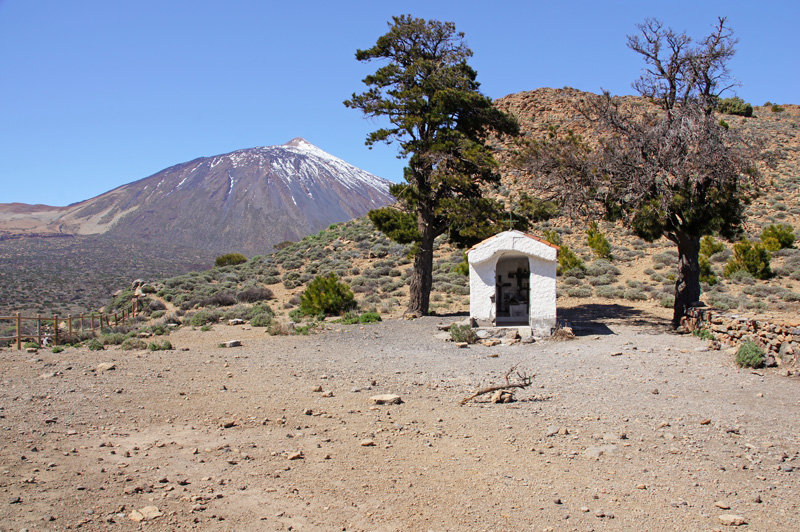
[684,307,800,369]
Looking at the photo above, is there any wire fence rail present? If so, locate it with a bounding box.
[0,300,139,350]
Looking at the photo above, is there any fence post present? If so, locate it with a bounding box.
[37,314,42,347]
[54,315,59,346]
[68,315,73,337]
[16,312,21,350]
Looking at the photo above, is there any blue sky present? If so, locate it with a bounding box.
[1,0,797,206]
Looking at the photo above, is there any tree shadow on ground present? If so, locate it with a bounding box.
[558,303,672,336]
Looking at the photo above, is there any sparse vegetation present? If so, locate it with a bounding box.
[299,273,357,317]
[449,324,478,344]
[761,224,795,251]
[148,339,173,351]
[586,222,612,259]
[717,96,753,117]
[724,239,772,280]
[215,253,248,267]
[735,340,765,368]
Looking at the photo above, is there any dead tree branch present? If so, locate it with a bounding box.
[460,365,534,405]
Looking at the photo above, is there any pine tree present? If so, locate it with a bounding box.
[345,15,519,316]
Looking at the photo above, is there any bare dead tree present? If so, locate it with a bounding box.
[460,365,534,405]
[516,18,771,328]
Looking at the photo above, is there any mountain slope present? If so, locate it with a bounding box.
[0,138,394,254]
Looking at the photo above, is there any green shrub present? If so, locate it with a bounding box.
[148,340,173,351]
[148,324,169,336]
[692,328,714,341]
[250,313,273,327]
[700,235,725,258]
[120,338,147,351]
[760,224,794,251]
[188,309,221,327]
[699,254,718,286]
[51,346,64,354]
[771,104,784,113]
[215,253,248,267]
[735,340,765,368]
[85,338,104,351]
[566,286,593,298]
[101,333,127,345]
[22,341,39,349]
[449,324,477,344]
[596,285,624,299]
[718,119,729,129]
[557,246,584,275]
[237,286,274,303]
[299,273,357,317]
[340,311,383,325]
[717,96,753,117]
[724,239,771,280]
[585,222,612,259]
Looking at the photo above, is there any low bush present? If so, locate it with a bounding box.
[735,340,765,368]
[699,254,718,286]
[120,338,147,351]
[101,333,127,345]
[267,322,291,336]
[761,224,795,251]
[449,324,477,344]
[85,338,104,351]
[148,340,173,351]
[215,253,248,267]
[299,273,357,317]
[724,239,771,280]
[188,309,221,327]
[203,291,237,307]
[585,259,620,277]
[717,96,753,117]
[340,311,382,325]
[250,314,273,327]
[22,341,39,349]
[595,286,624,299]
[566,286,593,298]
[700,235,725,258]
[692,328,714,341]
[585,222,612,260]
[237,286,274,303]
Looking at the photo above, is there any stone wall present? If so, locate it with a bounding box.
[683,307,800,369]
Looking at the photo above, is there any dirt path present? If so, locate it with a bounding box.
[1,312,799,531]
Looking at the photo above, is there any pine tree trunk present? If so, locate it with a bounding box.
[406,213,436,317]
[672,231,702,329]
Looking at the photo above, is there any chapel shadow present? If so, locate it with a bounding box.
[557,303,671,336]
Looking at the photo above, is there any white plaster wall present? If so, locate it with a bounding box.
[469,260,496,321]
[527,256,557,336]
[468,231,558,334]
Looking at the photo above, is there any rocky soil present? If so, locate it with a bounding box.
[2,308,799,531]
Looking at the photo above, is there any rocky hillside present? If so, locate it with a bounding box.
[5,90,800,324]
[0,138,394,255]
[135,90,800,326]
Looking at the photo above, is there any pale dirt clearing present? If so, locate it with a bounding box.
[1,309,799,531]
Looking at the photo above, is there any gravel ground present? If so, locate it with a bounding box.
[1,309,799,531]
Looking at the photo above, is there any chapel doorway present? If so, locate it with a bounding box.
[495,256,530,326]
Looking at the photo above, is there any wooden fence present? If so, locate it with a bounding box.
[0,300,139,350]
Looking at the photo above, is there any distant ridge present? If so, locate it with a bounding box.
[0,138,394,254]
